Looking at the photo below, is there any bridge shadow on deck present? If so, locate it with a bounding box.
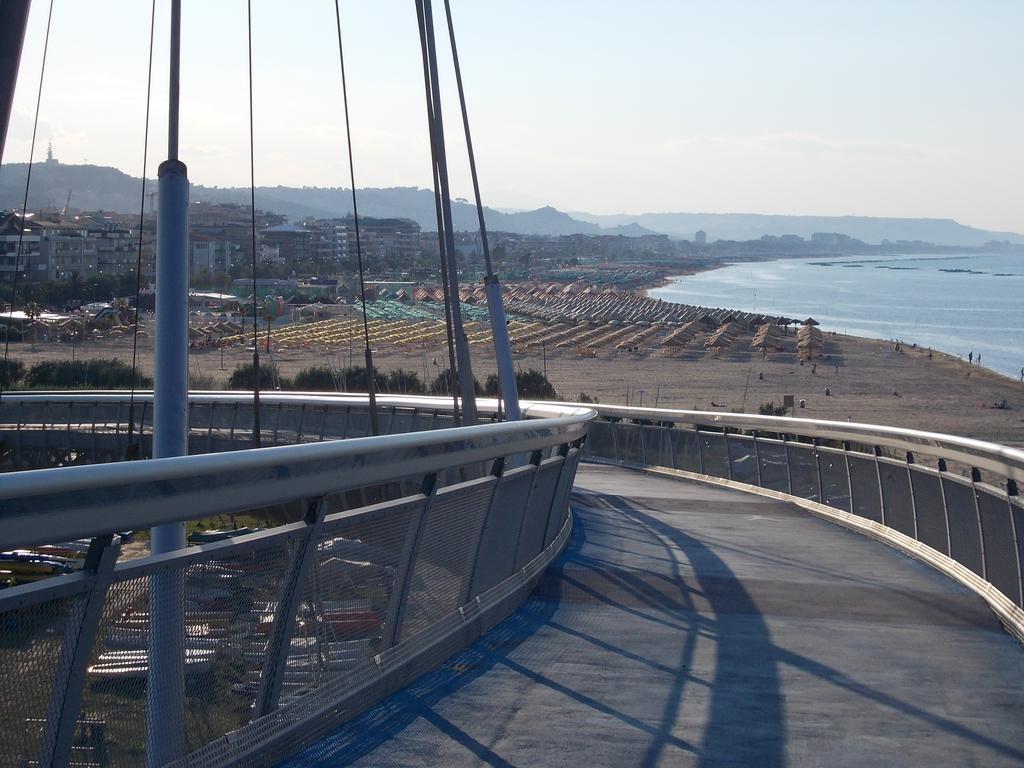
[279,464,1024,768]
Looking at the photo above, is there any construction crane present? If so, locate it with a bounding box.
[60,188,72,217]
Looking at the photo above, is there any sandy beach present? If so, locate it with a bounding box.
[7,327,1023,449]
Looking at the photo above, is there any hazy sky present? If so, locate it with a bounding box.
[4,1,1023,233]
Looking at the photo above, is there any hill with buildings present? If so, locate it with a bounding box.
[1,161,1021,245]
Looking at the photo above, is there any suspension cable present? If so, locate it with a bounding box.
[414,0,460,422]
[246,0,261,448]
[442,0,521,421]
[126,0,157,459]
[1,0,53,404]
[442,0,492,278]
[333,0,379,435]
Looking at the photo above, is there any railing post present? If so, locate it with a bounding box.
[296,402,306,443]
[272,401,283,444]
[207,402,215,453]
[385,473,439,648]
[696,428,706,475]
[610,419,620,462]
[970,467,987,581]
[1004,479,1023,607]
[511,449,545,569]
[873,445,887,527]
[724,431,734,481]
[937,459,953,556]
[813,438,824,503]
[253,498,328,717]
[752,430,762,487]
[638,423,648,466]
[90,400,98,457]
[38,534,121,767]
[906,451,919,540]
[843,441,856,515]
[464,457,506,603]
[783,435,794,496]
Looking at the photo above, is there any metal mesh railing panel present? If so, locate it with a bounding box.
[787,443,820,502]
[545,450,578,548]
[617,424,645,465]
[941,475,985,577]
[399,478,497,642]
[388,409,414,435]
[976,486,1022,606]
[698,432,728,478]
[756,439,789,493]
[818,449,851,512]
[879,459,915,537]
[472,466,536,595]
[77,575,151,767]
[584,419,615,461]
[271,406,305,445]
[515,458,564,570]
[644,425,673,469]
[847,454,883,523]
[0,592,85,766]
[726,435,758,485]
[671,428,701,473]
[178,538,298,749]
[910,466,949,555]
[287,499,422,702]
[1013,497,1024,609]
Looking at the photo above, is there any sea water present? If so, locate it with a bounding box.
[648,252,1023,379]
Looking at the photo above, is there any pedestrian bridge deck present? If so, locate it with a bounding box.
[281,463,1024,767]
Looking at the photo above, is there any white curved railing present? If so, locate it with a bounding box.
[0,393,593,767]
[577,404,1024,643]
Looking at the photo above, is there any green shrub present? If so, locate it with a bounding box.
[758,401,787,416]
[0,358,25,388]
[383,368,425,395]
[336,365,386,393]
[429,367,483,396]
[227,362,291,390]
[24,358,151,389]
[293,365,338,391]
[483,368,557,400]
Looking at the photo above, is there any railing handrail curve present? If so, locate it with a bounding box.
[571,402,1024,482]
[0,393,594,550]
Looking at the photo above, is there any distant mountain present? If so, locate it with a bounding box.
[567,211,1024,247]
[1,162,1020,245]
[0,163,617,236]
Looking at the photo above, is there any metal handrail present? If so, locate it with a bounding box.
[575,403,1024,483]
[0,393,593,550]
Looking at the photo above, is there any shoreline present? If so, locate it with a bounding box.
[5,321,1022,448]
[645,256,1023,384]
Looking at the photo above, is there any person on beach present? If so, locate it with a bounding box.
[969,351,973,364]
[977,353,982,366]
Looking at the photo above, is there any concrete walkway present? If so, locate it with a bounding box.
[281,463,1024,767]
